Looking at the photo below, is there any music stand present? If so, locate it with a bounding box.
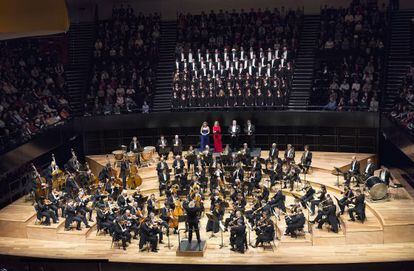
[218,221,227,249]
[333,167,343,187]
[246,219,253,247]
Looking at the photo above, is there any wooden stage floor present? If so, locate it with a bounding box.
[1,151,414,266]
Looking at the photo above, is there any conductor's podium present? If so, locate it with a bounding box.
[176,240,207,257]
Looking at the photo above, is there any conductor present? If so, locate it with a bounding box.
[183,200,202,247]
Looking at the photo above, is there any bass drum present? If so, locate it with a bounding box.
[365,176,387,200]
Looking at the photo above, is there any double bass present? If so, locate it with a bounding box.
[127,163,142,189]
[106,155,123,187]
[32,164,48,198]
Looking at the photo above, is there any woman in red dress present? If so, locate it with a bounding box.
[212,121,223,153]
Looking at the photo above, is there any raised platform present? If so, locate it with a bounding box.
[176,240,207,257]
[0,151,414,267]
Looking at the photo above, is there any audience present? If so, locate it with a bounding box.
[0,39,71,153]
[310,1,387,111]
[172,7,303,110]
[85,5,160,115]
[390,65,414,134]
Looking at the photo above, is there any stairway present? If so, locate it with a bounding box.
[288,15,320,109]
[152,21,177,112]
[383,10,414,111]
[66,22,94,116]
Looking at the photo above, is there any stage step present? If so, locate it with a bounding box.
[57,219,97,242]
[0,204,37,238]
[311,226,346,246]
[26,218,66,241]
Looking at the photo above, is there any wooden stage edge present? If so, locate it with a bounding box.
[1,151,414,266]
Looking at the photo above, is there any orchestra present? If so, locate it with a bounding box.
[28,132,385,255]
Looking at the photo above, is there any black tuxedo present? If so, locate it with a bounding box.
[269,147,279,160]
[129,140,142,153]
[244,124,255,147]
[379,169,393,185]
[228,124,241,151]
[157,138,169,158]
[284,148,295,164]
[364,163,375,178]
[172,138,183,156]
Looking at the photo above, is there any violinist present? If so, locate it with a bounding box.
[35,197,59,225]
[232,163,244,183]
[132,187,145,209]
[117,190,131,212]
[246,168,261,196]
[300,182,315,208]
[122,209,139,239]
[245,199,264,226]
[233,194,247,212]
[139,214,159,252]
[256,184,270,202]
[48,188,64,218]
[147,194,158,214]
[251,157,262,171]
[194,164,208,193]
[206,201,225,236]
[348,189,365,222]
[252,212,275,248]
[310,185,327,215]
[96,205,113,234]
[266,187,286,212]
[285,208,305,238]
[113,217,130,250]
[160,202,174,237]
[338,185,354,215]
[75,189,94,222]
[269,157,283,188]
[283,165,300,191]
[64,200,90,231]
[315,197,339,233]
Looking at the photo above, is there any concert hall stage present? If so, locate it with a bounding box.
[1,151,414,270]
